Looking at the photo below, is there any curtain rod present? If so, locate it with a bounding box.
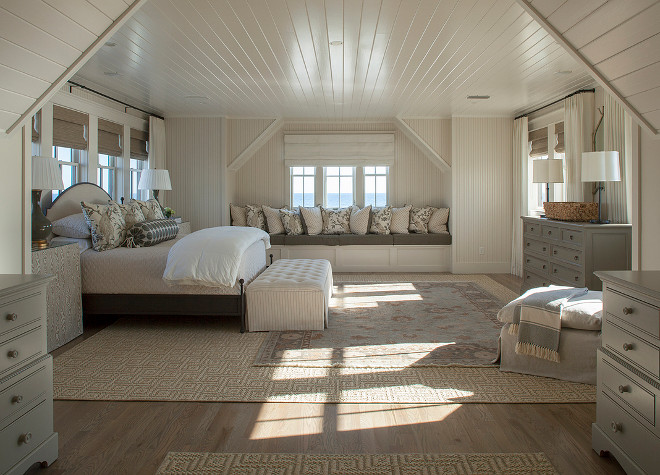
[515,88,595,121]
[66,80,165,120]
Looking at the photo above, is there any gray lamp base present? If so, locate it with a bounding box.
[32,190,51,249]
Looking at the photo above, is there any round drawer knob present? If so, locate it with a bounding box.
[610,421,621,433]
[526,243,530,247]
[574,255,579,261]
[574,276,579,281]
[622,307,633,315]
[622,343,634,351]
[553,269,558,274]
[526,259,530,263]
[6,313,18,321]
[19,432,32,445]
[618,385,629,394]
[569,235,574,240]
[7,350,19,358]
[542,247,547,252]
[12,395,23,404]
[548,231,552,235]
[542,265,546,269]
[553,250,557,255]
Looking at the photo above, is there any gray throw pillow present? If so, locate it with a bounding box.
[125,219,179,248]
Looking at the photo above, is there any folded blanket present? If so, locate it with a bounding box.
[513,286,588,362]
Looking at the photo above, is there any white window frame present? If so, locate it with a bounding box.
[52,145,81,200]
[97,153,117,199]
[290,166,316,208]
[323,166,355,208]
[130,158,148,200]
[363,166,389,207]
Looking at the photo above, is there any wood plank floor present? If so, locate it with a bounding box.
[31,274,624,475]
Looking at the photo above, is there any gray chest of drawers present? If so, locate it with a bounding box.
[593,271,660,474]
[0,275,58,475]
[521,216,631,292]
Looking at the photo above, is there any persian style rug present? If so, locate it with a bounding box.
[156,452,558,475]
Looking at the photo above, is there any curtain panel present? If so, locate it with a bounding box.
[603,93,630,223]
[564,92,594,201]
[511,116,528,277]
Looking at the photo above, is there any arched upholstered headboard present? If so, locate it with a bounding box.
[45,182,112,221]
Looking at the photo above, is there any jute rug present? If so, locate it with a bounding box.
[53,275,595,403]
[156,452,558,474]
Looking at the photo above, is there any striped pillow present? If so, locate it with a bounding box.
[125,219,179,248]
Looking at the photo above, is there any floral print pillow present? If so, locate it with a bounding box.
[110,200,145,229]
[80,201,126,251]
[246,204,267,230]
[321,207,352,234]
[280,208,304,235]
[409,206,434,233]
[129,198,164,220]
[369,206,393,235]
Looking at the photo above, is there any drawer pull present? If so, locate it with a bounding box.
[569,235,573,240]
[622,307,633,315]
[574,276,579,281]
[526,242,530,247]
[553,269,557,274]
[6,313,18,321]
[574,255,579,261]
[542,247,547,252]
[19,432,32,445]
[526,259,530,263]
[12,395,23,404]
[547,231,552,235]
[7,350,19,358]
[530,227,535,231]
[553,250,557,255]
[610,421,622,433]
[622,343,634,352]
[618,385,630,394]
[542,265,546,269]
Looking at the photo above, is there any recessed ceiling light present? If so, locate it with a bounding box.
[184,95,210,104]
[467,95,490,100]
[329,40,343,46]
[554,70,573,75]
[104,41,117,47]
[103,71,120,77]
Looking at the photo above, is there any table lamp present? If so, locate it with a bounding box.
[532,158,564,203]
[32,156,64,249]
[581,151,620,224]
[138,169,171,203]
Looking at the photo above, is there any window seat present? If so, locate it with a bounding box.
[269,233,451,246]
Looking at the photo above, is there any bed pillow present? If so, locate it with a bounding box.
[369,206,392,235]
[230,204,247,226]
[130,198,164,220]
[350,205,371,235]
[409,206,433,233]
[300,206,323,235]
[245,204,267,230]
[321,207,352,235]
[390,205,412,234]
[110,200,145,229]
[428,207,450,233]
[124,219,179,248]
[80,201,126,251]
[51,213,91,239]
[262,205,285,235]
[280,208,304,235]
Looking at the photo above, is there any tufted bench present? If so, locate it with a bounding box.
[246,259,333,331]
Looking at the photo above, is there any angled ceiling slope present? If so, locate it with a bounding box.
[517,0,660,136]
[0,0,148,134]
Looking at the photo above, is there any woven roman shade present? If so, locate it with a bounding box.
[32,111,40,143]
[528,127,548,157]
[130,128,149,160]
[53,105,88,150]
[554,122,564,153]
[98,118,123,156]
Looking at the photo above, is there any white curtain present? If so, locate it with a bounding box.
[564,92,594,201]
[148,116,166,170]
[603,93,630,223]
[511,116,528,277]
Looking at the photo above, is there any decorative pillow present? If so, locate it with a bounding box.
[110,200,145,229]
[245,204,267,230]
[130,198,164,220]
[262,205,285,235]
[230,204,247,226]
[350,205,371,235]
[80,201,126,251]
[369,206,393,235]
[428,207,450,233]
[299,206,323,235]
[390,205,412,234]
[124,219,179,248]
[321,207,352,235]
[51,213,91,238]
[280,208,304,235]
[409,206,433,233]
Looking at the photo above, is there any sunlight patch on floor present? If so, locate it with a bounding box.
[337,403,463,431]
[334,283,418,293]
[270,365,329,380]
[332,294,423,307]
[250,403,325,439]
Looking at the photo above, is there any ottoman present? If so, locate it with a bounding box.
[246,259,333,331]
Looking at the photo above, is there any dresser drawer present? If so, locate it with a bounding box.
[0,291,43,340]
[0,327,45,377]
[0,399,52,471]
[524,238,549,256]
[524,221,541,236]
[551,245,583,266]
[0,357,50,428]
[561,228,583,245]
[523,271,550,290]
[524,254,548,274]
[605,289,660,339]
[600,353,655,427]
[597,391,659,471]
[541,224,561,240]
[551,262,585,286]
[603,320,660,378]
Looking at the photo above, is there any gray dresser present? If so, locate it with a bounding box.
[593,271,660,474]
[0,275,58,475]
[521,216,631,292]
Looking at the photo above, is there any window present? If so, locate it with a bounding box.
[97,154,116,198]
[290,167,315,207]
[364,166,388,207]
[130,159,147,200]
[324,167,354,208]
[52,146,80,200]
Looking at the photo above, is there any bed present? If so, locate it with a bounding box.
[45,183,267,332]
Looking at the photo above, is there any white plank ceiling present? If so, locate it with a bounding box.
[71,0,596,120]
[524,0,660,135]
[0,0,136,132]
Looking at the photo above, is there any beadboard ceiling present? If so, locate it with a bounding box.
[71,0,596,120]
[521,0,660,135]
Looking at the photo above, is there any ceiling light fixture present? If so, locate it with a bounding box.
[184,95,210,104]
[329,40,343,46]
[103,71,120,77]
[104,41,117,47]
[554,70,573,75]
[467,95,490,100]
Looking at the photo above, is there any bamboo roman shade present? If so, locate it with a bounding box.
[528,128,548,157]
[130,128,149,160]
[284,134,395,167]
[98,118,123,156]
[555,122,565,153]
[53,105,88,150]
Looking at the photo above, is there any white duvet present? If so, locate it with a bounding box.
[163,226,270,287]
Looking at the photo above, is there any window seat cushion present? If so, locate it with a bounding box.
[268,233,452,246]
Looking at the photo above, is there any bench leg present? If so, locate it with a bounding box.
[239,279,245,333]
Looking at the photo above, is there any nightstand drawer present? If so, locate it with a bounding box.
[561,228,583,245]
[524,238,549,256]
[603,320,659,378]
[524,221,541,236]
[0,292,43,340]
[605,289,659,339]
[551,245,583,266]
[600,353,655,426]
[0,327,45,377]
[551,263,584,286]
[0,399,52,471]
[0,357,50,428]
[541,224,561,240]
[524,254,548,274]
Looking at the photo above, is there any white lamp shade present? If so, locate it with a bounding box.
[32,155,64,190]
[138,168,172,191]
[581,151,621,182]
[532,158,564,183]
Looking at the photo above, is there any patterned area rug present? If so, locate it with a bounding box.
[255,281,511,367]
[156,452,558,474]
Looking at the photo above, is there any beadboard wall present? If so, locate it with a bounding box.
[452,117,514,273]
